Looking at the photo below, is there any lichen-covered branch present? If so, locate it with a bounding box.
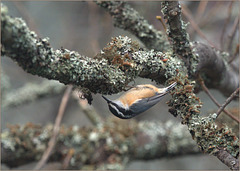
[161,1,198,75]
[1,3,239,170]
[1,80,65,109]
[1,4,238,97]
[1,3,173,95]
[1,69,11,98]
[96,1,170,52]
[160,1,237,96]
[96,1,238,96]
[160,1,239,170]
[166,70,239,170]
[161,2,238,95]
[1,4,128,95]
[1,120,199,169]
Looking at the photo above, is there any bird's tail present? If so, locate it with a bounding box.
[166,82,177,92]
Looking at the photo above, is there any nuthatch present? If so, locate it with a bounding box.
[102,82,177,119]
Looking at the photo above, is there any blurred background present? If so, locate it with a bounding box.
[1,1,239,170]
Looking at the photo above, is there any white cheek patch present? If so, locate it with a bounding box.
[109,103,125,117]
[114,100,129,110]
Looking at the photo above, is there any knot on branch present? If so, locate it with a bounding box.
[94,36,140,71]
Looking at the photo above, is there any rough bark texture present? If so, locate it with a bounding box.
[193,42,239,96]
[1,2,239,170]
[1,120,199,169]
[96,1,170,52]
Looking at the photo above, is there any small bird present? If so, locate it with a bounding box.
[102,82,177,119]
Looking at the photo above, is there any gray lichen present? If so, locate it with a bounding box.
[1,3,239,169]
[1,4,127,95]
[2,80,65,109]
[96,1,170,52]
[161,1,199,75]
[1,119,199,169]
[1,5,176,95]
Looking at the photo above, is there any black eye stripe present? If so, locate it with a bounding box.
[109,103,135,119]
[110,103,126,113]
[109,103,125,117]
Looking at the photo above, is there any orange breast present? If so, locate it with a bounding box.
[118,85,159,107]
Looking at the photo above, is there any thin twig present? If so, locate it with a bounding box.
[181,4,218,49]
[12,1,40,36]
[61,148,75,169]
[216,87,239,118]
[198,76,239,123]
[88,1,100,55]
[220,1,233,50]
[196,1,208,21]
[228,44,239,63]
[34,85,73,170]
[227,17,239,53]
[189,1,208,36]
[156,16,166,32]
[197,2,222,29]
[72,91,103,126]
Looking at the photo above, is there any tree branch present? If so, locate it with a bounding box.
[1,3,239,170]
[216,150,239,170]
[1,3,238,97]
[161,1,198,75]
[193,42,239,97]
[34,85,73,170]
[72,90,103,127]
[96,1,170,52]
[216,88,239,118]
[161,1,239,170]
[2,80,65,109]
[96,1,239,96]
[1,120,199,169]
[1,4,127,95]
[198,75,239,123]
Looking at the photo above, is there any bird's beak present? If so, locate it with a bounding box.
[166,82,177,91]
[102,95,111,103]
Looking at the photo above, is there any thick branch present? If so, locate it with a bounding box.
[161,1,238,96]
[1,4,127,95]
[2,80,65,109]
[1,4,239,170]
[96,1,170,52]
[96,2,238,96]
[161,1,239,170]
[1,120,199,169]
[1,4,238,96]
[1,3,184,94]
[193,42,239,97]
[161,1,198,75]
[216,150,239,170]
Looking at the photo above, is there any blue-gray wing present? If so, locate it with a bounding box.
[129,92,167,115]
